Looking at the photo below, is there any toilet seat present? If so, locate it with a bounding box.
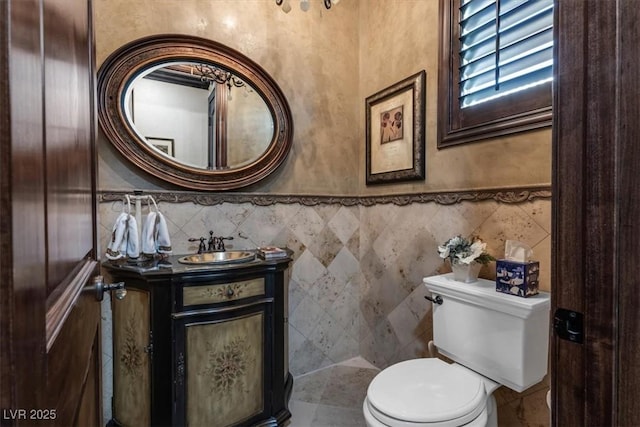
[363,399,489,427]
[365,358,489,426]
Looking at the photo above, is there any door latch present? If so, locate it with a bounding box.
[88,275,127,302]
[553,308,583,344]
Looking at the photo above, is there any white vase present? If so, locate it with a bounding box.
[451,261,482,283]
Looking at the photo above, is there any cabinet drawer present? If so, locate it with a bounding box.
[183,277,265,306]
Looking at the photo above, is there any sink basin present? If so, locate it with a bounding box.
[177,251,256,265]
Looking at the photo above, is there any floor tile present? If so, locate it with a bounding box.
[337,356,378,370]
[288,400,319,427]
[287,361,379,426]
[499,387,550,427]
[290,367,334,404]
[318,366,378,409]
[310,404,366,427]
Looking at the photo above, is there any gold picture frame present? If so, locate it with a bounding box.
[365,70,426,185]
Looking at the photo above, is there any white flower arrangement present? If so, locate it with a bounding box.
[438,235,495,265]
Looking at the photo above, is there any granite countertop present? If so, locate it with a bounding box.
[102,249,292,277]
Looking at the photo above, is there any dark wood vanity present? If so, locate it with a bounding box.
[103,252,293,427]
[97,34,297,427]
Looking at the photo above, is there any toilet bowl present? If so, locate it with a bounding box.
[363,358,498,427]
[363,273,550,427]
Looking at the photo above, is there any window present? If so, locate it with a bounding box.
[438,0,553,148]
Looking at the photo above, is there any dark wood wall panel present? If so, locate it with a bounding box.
[74,335,101,427]
[553,1,640,425]
[551,1,587,424]
[0,0,11,415]
[46,291,101,426]
[616,1,640,424]
[3,0,49,415]
[2,0,100,423]
[43,0,94,295]
[582,2,618,424]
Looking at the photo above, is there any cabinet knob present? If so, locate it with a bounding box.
[226,287,235,297]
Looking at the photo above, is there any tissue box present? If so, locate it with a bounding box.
[495,260,540,298]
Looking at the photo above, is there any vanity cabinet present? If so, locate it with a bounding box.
[103,254,292,427]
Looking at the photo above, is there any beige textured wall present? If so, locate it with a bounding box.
[97,0,551,196]
[95,0,360,194]
[358,0,551,195]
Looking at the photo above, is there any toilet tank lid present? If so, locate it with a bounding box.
[423,274,550,319]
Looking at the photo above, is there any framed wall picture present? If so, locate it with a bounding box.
[365,70,426,185]
[146,136,175,157]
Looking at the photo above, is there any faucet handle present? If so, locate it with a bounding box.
[217,236,234,251]
[188,237,207,254]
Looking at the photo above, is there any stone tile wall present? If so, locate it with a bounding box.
[99,197,551,425]
[358,199,552,368]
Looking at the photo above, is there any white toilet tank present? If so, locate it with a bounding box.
[424,274,550,392]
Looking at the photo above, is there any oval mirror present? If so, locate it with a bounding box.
[97,34,293,190]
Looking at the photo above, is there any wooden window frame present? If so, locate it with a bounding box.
[437,0,553,148]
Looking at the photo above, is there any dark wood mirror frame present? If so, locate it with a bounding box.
[97,34,293,190]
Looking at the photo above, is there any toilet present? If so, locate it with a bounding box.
[363,273,550,427]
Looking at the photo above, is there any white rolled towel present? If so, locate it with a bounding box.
[117,223,128,256]
[106,212,128,260]
[125,214,140,259]
[155,212,172,254]
[141,211,158,255]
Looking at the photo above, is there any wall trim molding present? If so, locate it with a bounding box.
[98,186,551,207]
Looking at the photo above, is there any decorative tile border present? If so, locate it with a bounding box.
[98,185,551,207]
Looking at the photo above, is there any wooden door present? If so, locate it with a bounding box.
[552,0,640,425]
[0,0,101,426]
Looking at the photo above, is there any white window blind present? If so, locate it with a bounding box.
[459,0,554,108]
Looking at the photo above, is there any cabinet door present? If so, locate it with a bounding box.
[112,288,152,426]
[174,300,274,427]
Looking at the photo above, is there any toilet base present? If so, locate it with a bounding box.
[363,394,497,427]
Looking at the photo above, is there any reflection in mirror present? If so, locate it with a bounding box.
[97,34,293,190]
[125,62,274,170]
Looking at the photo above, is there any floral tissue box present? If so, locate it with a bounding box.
[495,260,540,298]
